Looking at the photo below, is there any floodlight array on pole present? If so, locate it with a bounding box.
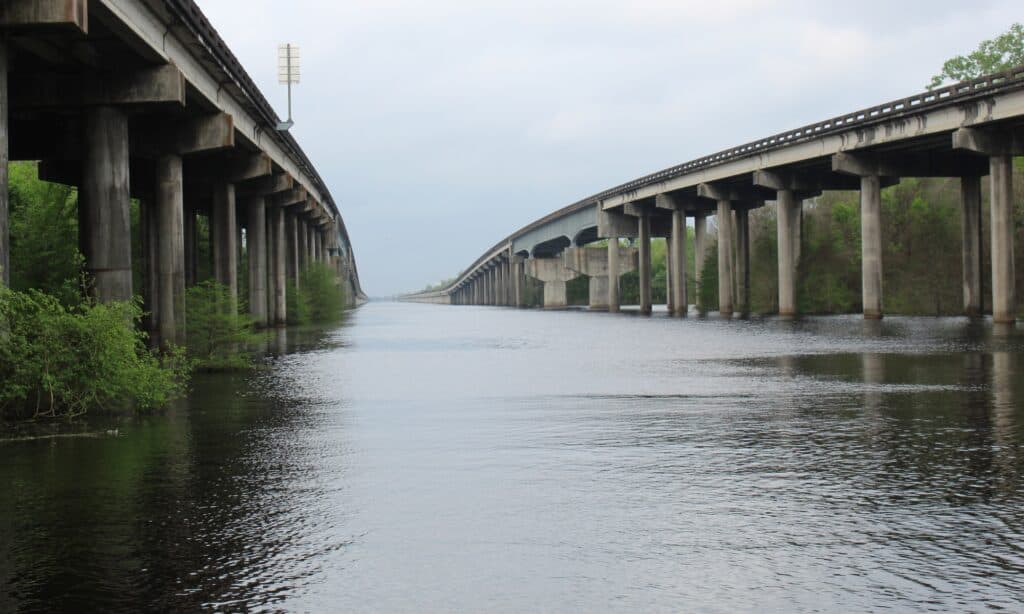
[277,43,300,131]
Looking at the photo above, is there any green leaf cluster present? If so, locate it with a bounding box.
[185,280,262,371]
[928,23,1024,89]
[0,286,191,420]
[287,262,348,324]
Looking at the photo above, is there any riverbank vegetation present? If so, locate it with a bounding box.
[2,161,351,419]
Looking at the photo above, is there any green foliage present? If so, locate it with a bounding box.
[286,279,311,325]
[0,285,190,420]
[185,280,261,371]
[7,162,83,304]
[299,262,349,323]
[929,23,1024,89]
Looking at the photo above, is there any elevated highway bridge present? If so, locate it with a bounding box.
[0,0,366,345]
[406,65,1024,324]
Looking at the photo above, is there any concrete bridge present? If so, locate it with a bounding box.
[406,65,1024,324]
[0,0,366,345]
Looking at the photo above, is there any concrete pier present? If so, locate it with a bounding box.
[271,206,287,325]
[638,213,652,315]
[734,207,750,317]
[777,190,798,318]
[670,208,687,316]
[960,175,983,317]
[512,255,525,307]
[306,223,315,265]
[285,212,299,286]
[694,215,707,312]
[80,107,133,302]
[184,204,197,288]
[156,155,185,345]
[607,238,620,313]
[991,155,1016,324]
[717,200,734,317]
[526,257,579,309]
[247,196,268,327]
[566,245,638,311]
[495,261,505,306]
[212,182,238,311]
[860,175,883,319]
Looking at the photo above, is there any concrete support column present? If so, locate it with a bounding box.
[495,262,505,306]
[961,175,983,317]
[735,207,750,317]
[285,212,298,285]
[141,200,159,331]
[526,257,578,309]
[0,40,8,286]
[512,256,525,307]
[860,175,883,320]
[271,206,287,325]
[638,213,652,314]
[156,155,185,346]
[607,238,620,313]
[716,200,734,317]
[670,209,688,316]
[247,196,268,327]
[490,267,498,305]
[296,217,307,272]
[777,189,798,318]
[991,155,1017,323]
[184,203,197,287]
[306,223,315,266]
[80,106,132,302]
[212,182,238,311]
[694,214,707,312]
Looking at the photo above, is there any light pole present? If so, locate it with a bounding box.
[277,43,300,131]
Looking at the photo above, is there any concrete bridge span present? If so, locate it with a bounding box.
[406,65,1024,323]
[0,0,366,345]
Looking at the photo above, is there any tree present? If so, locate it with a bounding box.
[928,23,1024,89]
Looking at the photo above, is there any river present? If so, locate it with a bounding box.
[2,302,1023,611]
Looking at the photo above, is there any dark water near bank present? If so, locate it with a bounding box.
[3,303,1024,612]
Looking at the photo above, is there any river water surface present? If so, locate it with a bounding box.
[3,302,1024,611]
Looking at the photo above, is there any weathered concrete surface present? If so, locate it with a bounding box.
[271,206,287,325]
[735,208,750,317]
[960,175,983,317]
[716,200,734,317]
[564,245,638,311]
[991,156,1016,323]
[527,257,579,309]
[694,215,707,312]
[638,213,652,315]
[80,106,132,302]
[156,154,185,345]
[860,175,883,320]
[777,190,798,318]
[212,182,238,311]
[670,208,687,315]
[247,196,268,327]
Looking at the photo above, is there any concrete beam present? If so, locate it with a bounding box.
[13,65,185,109]
[0,0,87,33]
[272,187,308,208]
[132,113,234,158]
[832,150,989,178]
[697,182,770,204]
[654,192,700,212]
[953,126,1024,157]
[237,172,293,197]
[597,207,638,239]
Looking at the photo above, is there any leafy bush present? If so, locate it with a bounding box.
[286,279,311,325]
[299,262,348,323]
[185,280,262,371]
[0,286,190,420]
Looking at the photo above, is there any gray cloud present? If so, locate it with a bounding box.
[197,0,1018,295]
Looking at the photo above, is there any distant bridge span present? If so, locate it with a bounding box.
[406,65,1024,323]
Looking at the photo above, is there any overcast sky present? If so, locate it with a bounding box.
[196,0,1018,296]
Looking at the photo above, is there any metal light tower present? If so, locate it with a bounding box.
[277,43,300,131]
